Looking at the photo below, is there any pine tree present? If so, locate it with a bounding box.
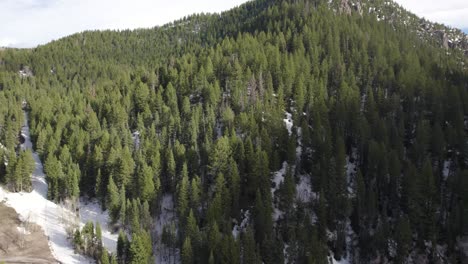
[185,209,200,252]
[181,237,193,264]
[420,158,437,241]
[110,255,118,264]
[95,169,103,202]
[242,228,259,264]
[96,222,103,250]
[117,231,128,264]
[119,186,127,227]
[19,150,34,191]
[209,136,232,178]
[139,163,155,202]
[44,153,63,201]
[190,176,202,212]
[106,175,120,223]
[177,163,189,218]
[165,147,176,191]
[101,250,110,264]
[228,159,241,218]
[116,146,135,189]
[395,216,412,263]
[129,231,151,264]
[130,199,141,233]
[209,251,215,264]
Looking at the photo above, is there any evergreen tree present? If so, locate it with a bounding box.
[106,175,120,223]
[101,250,110,264]
[181,237,193,264]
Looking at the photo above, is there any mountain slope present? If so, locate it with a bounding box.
[0,0,467,263]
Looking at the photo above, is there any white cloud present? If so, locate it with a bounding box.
[0,0,467,48]
[394,0,468,29]
[0,0,249,48]
[0,37,18,48]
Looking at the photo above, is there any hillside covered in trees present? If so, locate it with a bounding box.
[0,0,467,263]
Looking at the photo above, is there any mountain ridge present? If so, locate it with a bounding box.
[0,0,467,263]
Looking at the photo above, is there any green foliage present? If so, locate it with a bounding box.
[129,231,152,264]
[106,175,120,223]
[0,0,467,262]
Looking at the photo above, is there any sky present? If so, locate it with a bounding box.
[0,0,467,48]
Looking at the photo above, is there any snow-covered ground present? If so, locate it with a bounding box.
[132,131,141,150]
[442,160,451,180]
[346,154,357,198]
[328,221,356,264]
[296,175,315,203]
[271,162,288,222]
[284,112,293,136]
[232,209,251,239]
[154,194,180,264]
[271,161,288,196]
[0,110,117,264]
[79,199,118,253]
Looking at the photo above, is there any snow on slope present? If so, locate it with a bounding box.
[442,160,451,180]
[346,155,357,198]
[232,209,251,239]
[79,199,118,254]
[296,174,316,203]
[0,110,117,263]
[271,162,288,222]
[272,161,288,196]
[284,112,293,136]
[154,194,180,264]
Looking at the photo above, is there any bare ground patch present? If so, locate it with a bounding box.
[0,202,56,263]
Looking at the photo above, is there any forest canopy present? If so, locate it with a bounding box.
[0,0,467,263]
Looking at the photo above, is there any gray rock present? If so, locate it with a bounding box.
[434,30,449,49]
[339,0,352,15]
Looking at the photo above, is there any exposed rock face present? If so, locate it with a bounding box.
[434,30,449,49]
[19,66,33,78]
[353,1,363,16]
[339,0,352,15]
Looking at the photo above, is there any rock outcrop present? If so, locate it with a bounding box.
[434,30,449,49]
[339,0,352,15]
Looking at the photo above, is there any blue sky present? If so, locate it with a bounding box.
[1,0,467,48]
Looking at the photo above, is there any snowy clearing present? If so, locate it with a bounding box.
[79,199,118,253]
[0,110,117,264]
[154,194,180,264]
[296,175,315,203]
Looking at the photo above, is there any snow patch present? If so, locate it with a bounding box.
[330,222,354,264]
[284,112,293,136]
[79,199,118,253]
[442,160,451,180]
[1,179,92,264]
[273,207,284,222]
[296,175,315,203]
[271,162,288,222]
[232,210,250,239]
[154,194,179,264]
[271,161,288,195]
[0,110,117,264]
[132,131,140,150]
[155,194,175,237]
[346,154,357,197]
